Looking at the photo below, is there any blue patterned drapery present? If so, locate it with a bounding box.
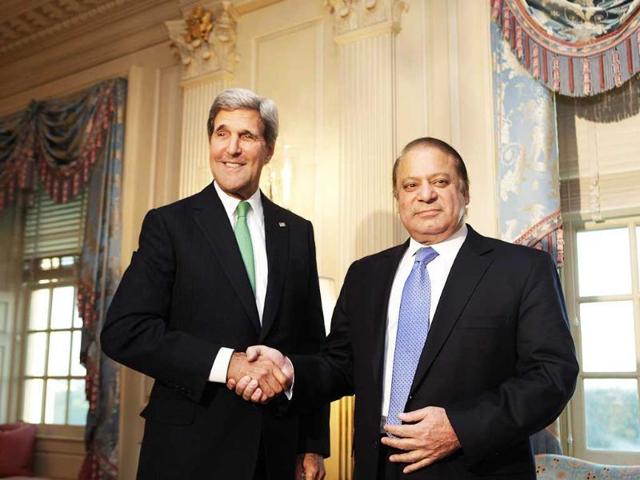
[491,17,564,449]
[491,0,640,97]
[77,79,125,480]
[0,78,125,480]
[491,21,563,265]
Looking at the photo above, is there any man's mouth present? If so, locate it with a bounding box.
[415,209,440,217]
[222,161,245,169]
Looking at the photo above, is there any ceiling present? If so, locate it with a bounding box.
[0,0,280,59]
[0,0,136,56]
[0,0,282,101]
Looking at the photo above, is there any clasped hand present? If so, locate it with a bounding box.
[226,346,292,404]
[381,406,461,474]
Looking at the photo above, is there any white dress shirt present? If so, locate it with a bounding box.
[381,224,468,417]
[208,181,269,383]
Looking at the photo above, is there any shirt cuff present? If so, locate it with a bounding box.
[284,356,294,400]
[209,347,234,383]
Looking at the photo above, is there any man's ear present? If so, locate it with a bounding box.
[265,144,275,163]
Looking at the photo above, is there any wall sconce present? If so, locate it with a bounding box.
[318,276,337,335]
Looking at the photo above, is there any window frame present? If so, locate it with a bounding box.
[563,215,640,464]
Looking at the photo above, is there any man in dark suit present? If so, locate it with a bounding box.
[235,137,578,479]
[101,88,329,479]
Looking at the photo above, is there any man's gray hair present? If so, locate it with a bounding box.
[207,88,279,148]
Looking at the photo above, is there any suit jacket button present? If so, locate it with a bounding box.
[408,395,413,400]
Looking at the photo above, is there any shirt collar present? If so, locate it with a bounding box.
[407,223,468,259]
[213,181,264,225]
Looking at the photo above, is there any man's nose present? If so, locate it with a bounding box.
[417,183,437,201]
[226,135,241,155]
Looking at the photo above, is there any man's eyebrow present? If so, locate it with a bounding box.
[213,124,259,136]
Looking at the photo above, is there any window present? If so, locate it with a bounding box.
[557,78,640,464]
[21,278,88,425]
[17,187,88,430]
[563,220,640,464]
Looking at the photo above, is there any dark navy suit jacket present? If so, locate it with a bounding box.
[102,183,329,479]
[293,225,578,480]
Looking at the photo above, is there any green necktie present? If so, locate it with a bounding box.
[234,201,256,294]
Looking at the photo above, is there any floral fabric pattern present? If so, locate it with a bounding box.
[0,78,126,480]
[491,21,563,265]
[536,454,640,479]
[491,0,640,96]
[77,79,126,480]
[0,80,123,209]
[524,0,639,42]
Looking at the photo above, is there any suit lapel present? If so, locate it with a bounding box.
[371,242,409,387]
[259,194,289,341]
[410,227,494,395]
[190,184,261,333]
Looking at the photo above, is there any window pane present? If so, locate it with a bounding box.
[637,226,640,280]
[70,331,86,377]
[585,379,640,451]
[0,301,7,332]
[73,302,82,328]
[25,332,47,376]
[47,331,71,376]
[28,289,50,330]
[577,228,631,297]
[580,301,636,372]
[44,379,68,424]
[60,256,75,267]
[68,379,88,426]
[22,379,43,423]
[50,286,74,329]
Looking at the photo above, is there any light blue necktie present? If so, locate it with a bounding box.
[387,246,439,425]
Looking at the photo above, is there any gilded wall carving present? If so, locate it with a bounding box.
[165,1,239,80]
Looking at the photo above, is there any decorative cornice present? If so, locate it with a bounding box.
[166,1,239,81]
[0,0,137,56]
[325,0,408,38]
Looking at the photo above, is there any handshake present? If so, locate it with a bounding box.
[226,345,293,404]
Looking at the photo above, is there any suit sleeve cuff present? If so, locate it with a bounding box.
[209,347,234,383]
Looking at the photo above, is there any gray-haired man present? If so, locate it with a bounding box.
[102,88,329,479]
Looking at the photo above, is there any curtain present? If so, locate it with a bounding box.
[0,80,125,209]
[492,17,564,451]
[491,0,640,97]
[491,21,563,265]
[77,79,125,480]
[0,78,126,479]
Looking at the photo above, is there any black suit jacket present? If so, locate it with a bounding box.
[293,226,578,480]
[101,183,329,479]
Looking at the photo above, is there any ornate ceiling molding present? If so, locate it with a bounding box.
[325,0,408,38]
[165,1,239,81]
[0,0,139,56]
